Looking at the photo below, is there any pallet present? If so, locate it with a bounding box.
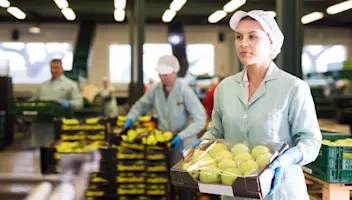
[305,172,352,200]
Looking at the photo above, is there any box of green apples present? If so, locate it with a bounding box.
[170,139,288,199]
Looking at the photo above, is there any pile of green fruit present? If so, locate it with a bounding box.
[182,141,273,185]
[120,128,173,145]
[322,138,352,146]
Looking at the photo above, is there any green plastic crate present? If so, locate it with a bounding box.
[304,133,352,183]
[8,101,72,117]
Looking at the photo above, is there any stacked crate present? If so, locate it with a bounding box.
[109,116,172,200]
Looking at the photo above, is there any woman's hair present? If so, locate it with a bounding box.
[240,16,255,21]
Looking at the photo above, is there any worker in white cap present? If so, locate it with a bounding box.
[125,55,206,155]
[183,10,322,200]
[100,77,118,118]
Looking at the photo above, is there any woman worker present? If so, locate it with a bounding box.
[185,10,322,200]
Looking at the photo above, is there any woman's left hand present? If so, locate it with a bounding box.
[267,147,303,196]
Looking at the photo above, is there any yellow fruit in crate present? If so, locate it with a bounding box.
[322,140,331,145]
[199,166,220,183]
[215,150,233,163]
[335,139,348,146]
[231,143,250,156]
[208,143,228,158]
[251,145,270,160]
[234,152,253,163]
[221,167,242,185]
[121,135,128,141]
[119,116,127,121]
[240,160,259,175]
[163,132,173,141]
[218,158,237,170]
[345,138,352,143]
[255,153,272,168]
[62,118,79,125]
[192,150,211,162]
[86,118,99,124]
[155,135,164,143]
[329,142,338,146]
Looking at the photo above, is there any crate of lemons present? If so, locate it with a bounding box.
[55,140,107,153]
[322,137,352,146]
[182,141,274,185]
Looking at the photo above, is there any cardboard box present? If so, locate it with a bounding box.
[170,142,289,199]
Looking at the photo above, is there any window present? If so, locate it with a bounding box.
[0,42,73,84]
[302,45,347,74]
[186,44,215,76]
[109,43,215,83]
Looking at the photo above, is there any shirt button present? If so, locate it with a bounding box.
[242,114,247,119]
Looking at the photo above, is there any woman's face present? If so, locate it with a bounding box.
[235,18,272,66]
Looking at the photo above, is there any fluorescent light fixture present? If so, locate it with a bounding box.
[61,8,76,21]
[267,11,276,18]
[208,10,227,23]
[54,0,68,9]
[7,7,26,20]
[29,26,41,34]
[114,0,126,9]
[0,0,10,8]
[301,12,324,24]
[170,0,187,11]
[327,0,352,15]
[223,0,246,13]
[114,9,125,22]
[162,9,176,23]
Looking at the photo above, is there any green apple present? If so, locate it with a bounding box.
[221,167,242,185]
[231,144,250,156]
[234,152,253,163]
[251,145,270,160]
[208,143,228,158]
[218,158,237,170]
[196,157,217,169]
[192,150,211,162]
[255,153,272,168]
[199,166,220,183]
[240,160,259,175]
[215,150,233,163]
[182,162,199,179]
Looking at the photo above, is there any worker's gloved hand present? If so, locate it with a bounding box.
[124,118,134,129]
[60,101,72,109]
[171,135,182,152]
[267,147,303,196]
[180,139,203,156]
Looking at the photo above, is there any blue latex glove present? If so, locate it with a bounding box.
[180,139,203,156]
[60,101,72,109]
[171,135,182,152]
[124,118,134,129]
[267,147,303,196]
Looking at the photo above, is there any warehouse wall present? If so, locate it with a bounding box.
[0,23,351,95]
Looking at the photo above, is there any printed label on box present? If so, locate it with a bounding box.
[198,183,234,196]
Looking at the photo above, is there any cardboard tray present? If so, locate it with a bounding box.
[170,142,289,199]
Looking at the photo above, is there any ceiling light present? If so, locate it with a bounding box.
[162,9,176,23]
[170,0,187,11]
[208,10,227,23]
[61,8,76,21]
[267,11,276,18]
[223,0,246,13]
[0,0,10,8]
[29,26,41,34]
[114,9,125,22]
[114,0,126,9]
[7,7,26,20]
[54,0,68,9]
[326,0,352,15]
[168,34,183,45]
[301,12,324,24]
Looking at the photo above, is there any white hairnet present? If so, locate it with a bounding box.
[155,55,180,75]
[229,10,284,60]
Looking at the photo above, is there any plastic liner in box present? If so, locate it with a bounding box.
[170,141,288,199]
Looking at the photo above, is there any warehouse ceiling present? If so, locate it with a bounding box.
[0,0,351,27]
